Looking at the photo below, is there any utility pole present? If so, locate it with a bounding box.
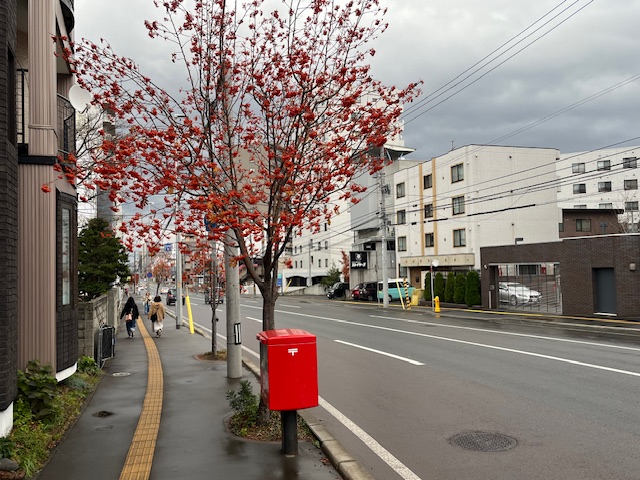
[380,147,389,308]
[225,230,242,378]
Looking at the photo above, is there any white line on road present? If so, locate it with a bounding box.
[335,340,425,365]
[370,315,640,352]
[269,309,640,378]
[319,397,421,480]
[278,304,301,309]
[190,318,422,480]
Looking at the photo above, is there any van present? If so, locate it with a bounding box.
[377,279,415,302]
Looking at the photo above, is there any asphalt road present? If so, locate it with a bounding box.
[184,293,640,480]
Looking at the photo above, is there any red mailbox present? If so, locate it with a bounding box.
[256,329,318,411]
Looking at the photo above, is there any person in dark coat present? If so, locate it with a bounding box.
[120,296,139,337]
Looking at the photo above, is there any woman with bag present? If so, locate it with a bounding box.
[149,295,166,337]
[120,296,139,338]
[143,291,152,314]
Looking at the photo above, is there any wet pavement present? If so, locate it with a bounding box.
[35,306,347,480]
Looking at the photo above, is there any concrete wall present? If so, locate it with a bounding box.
[78,289,123,360]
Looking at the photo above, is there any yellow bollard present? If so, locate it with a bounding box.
[186,295,195,334]
[434,295,441,313]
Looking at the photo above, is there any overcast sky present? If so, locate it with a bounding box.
[75,0,640,161]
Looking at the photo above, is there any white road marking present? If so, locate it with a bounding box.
[335,340,425,365]
[318,397,422,480]
[279,304,301,308]
[189,317,422,480]
[370,315,640,352]
[268,309,640,378]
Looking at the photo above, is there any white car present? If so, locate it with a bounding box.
[499,282,542,306]
[160,286,169,294]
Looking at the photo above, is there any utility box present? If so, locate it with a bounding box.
[256,329,318,411]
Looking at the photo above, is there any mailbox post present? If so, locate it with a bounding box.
[256,329,318,455]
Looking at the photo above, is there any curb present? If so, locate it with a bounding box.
[179,314,373,480]
[241,359,373,480]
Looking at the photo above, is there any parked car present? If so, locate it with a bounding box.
[166,288,177,306]
[160,286,169,295]
[359,282,378,301]
[498,282,542,306]
[351,282,377,301]
[327,282,349,299]
[377,279,415,302]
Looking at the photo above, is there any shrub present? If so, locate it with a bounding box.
[434,272,445,300]
[0,437,15,458]
[465,271,481,306]
[16,360,58,422]
[454,272,466,304]
[444,272,455,303]
[423,272,432,301]
[226,380,259,436]
[78,356,100,375]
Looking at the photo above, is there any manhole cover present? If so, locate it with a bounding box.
[92,411,113,418]
[450,432,517,452]
[112,372,131,377]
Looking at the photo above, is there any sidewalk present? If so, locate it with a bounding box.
[36,308,343,480]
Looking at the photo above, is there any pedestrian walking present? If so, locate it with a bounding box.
[120,296,139,338]
[149,295,166,337]
[143,291,152,314]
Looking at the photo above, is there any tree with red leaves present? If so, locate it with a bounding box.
[63,0,419,332]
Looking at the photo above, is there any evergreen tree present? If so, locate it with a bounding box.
[423,272,432,301]
[465,270,481,307]
[454,272,467,304]
[78,218,130,301]
[434,272,445,300]
[444,271,455,303]
[321,264,341,288]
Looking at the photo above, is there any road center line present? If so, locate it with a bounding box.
[335,340,425,365]
[370,315,640,352]
[270,309,640,378]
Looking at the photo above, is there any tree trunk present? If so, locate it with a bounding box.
[257,279,278,425]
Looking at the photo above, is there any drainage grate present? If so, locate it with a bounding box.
[450,432,517,452]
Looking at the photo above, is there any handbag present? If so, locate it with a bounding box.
[150,313,158,322]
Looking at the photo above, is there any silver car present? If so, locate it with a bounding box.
[499,282,542,306]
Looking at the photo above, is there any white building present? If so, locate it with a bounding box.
[392,145,561,286]
[557,146,640,232]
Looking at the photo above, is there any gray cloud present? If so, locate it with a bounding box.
[76,0,640,162]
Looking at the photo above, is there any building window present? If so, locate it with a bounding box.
[397,210,406,225]
[451,163,464,183]
[599,203,613,209]
[597,160,611,171]
[424,203,433,218]
[559,222,564,232]
[61,208,71,305]
[573,184,586,194]
[625,201,639,212]
[397,236,407,251]
[317,243,321,251]
[574,204,587,209]
[396,182,405,198]
[625,179,638,190]
[324,223,328,231]
[423,174,432,189]
[325,259,328,267]
[572,163,585,174]
[318,259,321,268]
[453,229,466,247]
[598,181,612,192]
[623,157,637,169]
[452,195,465,215]
[324,241,328,250]
[425,233,434,247]
[295,261,298,268]
[576,219,591,232]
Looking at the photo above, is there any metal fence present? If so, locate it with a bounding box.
[96,325,116,367]
[496,262,562,314]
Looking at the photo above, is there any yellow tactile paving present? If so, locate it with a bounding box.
[119,319,163,480]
